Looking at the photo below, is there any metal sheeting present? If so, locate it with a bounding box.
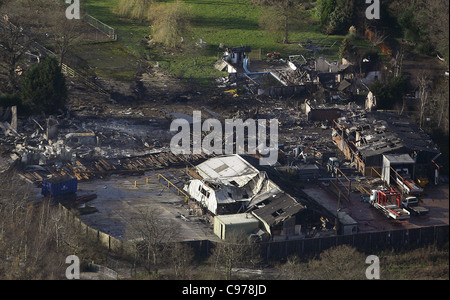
[195,155,260,187]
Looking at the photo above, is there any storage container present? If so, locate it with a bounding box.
[42,176,77,197]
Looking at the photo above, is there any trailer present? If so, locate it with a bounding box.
[395,177,424,195]
[392,168,423,195]
[370,188,410,220]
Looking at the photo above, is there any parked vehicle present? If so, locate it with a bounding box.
[370,188,410,220]
[402,197,429,216]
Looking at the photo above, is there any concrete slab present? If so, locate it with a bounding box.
[76,171,220,242]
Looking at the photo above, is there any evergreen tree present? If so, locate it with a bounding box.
[20,56,67,115]
[316,0,355,35]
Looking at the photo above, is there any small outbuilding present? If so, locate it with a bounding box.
[214,213,261,241]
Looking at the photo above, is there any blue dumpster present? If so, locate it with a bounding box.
[42,176,78,197]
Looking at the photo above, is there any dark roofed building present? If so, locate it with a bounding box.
[332,111,440,180]
[249,190,306,237]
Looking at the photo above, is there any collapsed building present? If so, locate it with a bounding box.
[184,154,351,241]
[184,154,274,215]
[332,111,441,183]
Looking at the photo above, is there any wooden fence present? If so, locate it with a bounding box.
[61,63,109,96]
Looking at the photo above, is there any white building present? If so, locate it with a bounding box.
[184,155,277,215]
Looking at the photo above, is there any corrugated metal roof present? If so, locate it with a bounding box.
[196,155,260,187]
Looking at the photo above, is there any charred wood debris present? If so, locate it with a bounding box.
[0,113,213,185]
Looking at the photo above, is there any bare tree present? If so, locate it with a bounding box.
[169,242,195,279]
[0,13,30,91]
[47,11,83,67]
[368,29,388,49]
[279,245,367,280]
[127,207,181,275]
[209,233,261,280]
[0,170,65,279]
[0,0,81,90]
[416,71,431,128]
[0,169,104,279]
[252,0,309,44]
[436,86,449,134]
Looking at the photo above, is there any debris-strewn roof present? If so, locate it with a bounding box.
[250,191,305,227]
[335,111,440,158]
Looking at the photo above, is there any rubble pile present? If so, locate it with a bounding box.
[20,151,214,184]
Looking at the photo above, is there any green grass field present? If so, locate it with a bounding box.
[79,0,350,86]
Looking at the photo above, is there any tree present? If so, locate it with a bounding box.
[338,37,353,59]
[117,0,155,21]
[316,0,355,35]
[325,0,355,35]
[44,2,84,67]
[0,170,68,279]
[20,56,67,115]
[416,0,449,65]
[416,71,431,129]
[147,1,192,49]
[388,0,449,62]
[280,245,367,280]
[369,76,408,111]
[0,11,30,92]
[252,0,308,44]
[169,243,195,279]
[127,207,181,275]
[315,0,336,26]
[0,0,75,92]
[209,233,261,280]
[433,79,449,135]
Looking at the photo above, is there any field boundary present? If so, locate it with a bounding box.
[84,13,117,41]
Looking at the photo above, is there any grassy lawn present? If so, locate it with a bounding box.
[78,0,355,86]
[71,42,141,82]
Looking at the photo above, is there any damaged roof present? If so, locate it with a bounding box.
[195,154,260,187]
[250,191,305,227]
[336,111,440,158]
[384,154,416,165]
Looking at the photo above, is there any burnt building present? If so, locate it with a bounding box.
[332,111,441,182]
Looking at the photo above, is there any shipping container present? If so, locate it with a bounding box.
[42,176,78,197]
